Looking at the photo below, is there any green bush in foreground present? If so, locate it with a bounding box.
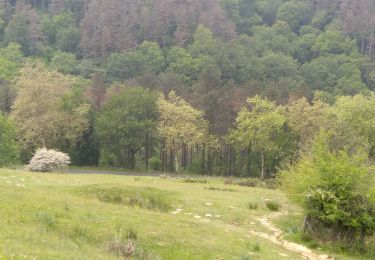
[280,133,375,248]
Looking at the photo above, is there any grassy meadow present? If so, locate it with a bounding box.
[0,169,363,259]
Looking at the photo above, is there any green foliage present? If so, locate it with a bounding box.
[280,132,375,245]
[277,1,311,32]
[96,87,158,169]
[50,51,77,74]
[231,95,287,178]
[301,55,366,95]
[42,12,76,44]
[0,43,23,83]
[98,149,117,167]
[0,113,18,167]
[149,157,161,171]
[312,30,358,57]
[106,41,165,82]
[56,27,81,53]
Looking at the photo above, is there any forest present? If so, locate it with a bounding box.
[1,0,375,177]
[1,0,375,258]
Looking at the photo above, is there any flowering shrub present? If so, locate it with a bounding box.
[28,148,70,172]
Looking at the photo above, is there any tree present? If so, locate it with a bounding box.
[277,0,312,32]
[96,87,158,169]
[10,62,89,150]
[5,2,44,55]
[301,54,367,95]
[80,0,138,57]
[286,98,328,153]
[50,51,77,74]
[259,52,301,82]
[56,27,81,53]
[157,91,209,173]
[0,43,24,113]
[231,95,286,179]
[325,94,375,158]
[106,41,165,82]
[166,46,201,84]
[0,113,18,167]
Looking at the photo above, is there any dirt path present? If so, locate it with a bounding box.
[249,212,332,260]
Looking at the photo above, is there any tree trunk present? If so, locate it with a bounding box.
[130,150,135,170]
[361,36,365,55]
[145,131,149,170]
[175,154,179,173]
[201,144,206,172]
[369,28,374,60]
[228,145,232,176]
[246,143,252,177]
[207,149,212,175]
[160,141,165,172]
[261,152,265,180]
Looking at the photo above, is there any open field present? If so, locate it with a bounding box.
[0,169,363,259]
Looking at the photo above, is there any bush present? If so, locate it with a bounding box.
[248,202,259,210]
[99,149,117,167]
[280,133,375,247]
[28,148,70,172]
[149,156,161,171]
[266,201,280,211]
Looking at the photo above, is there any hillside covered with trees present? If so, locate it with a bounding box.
[0,0,374,177]
[2,0,375,257]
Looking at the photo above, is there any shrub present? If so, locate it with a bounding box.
[280,133,375,247]
[28,148,70,172]
[266,201,280,211]
[248,202,259,210]
[149,156,161,171]
[99,149,117,167]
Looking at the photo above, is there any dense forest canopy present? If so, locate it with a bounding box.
[0,0,375,177]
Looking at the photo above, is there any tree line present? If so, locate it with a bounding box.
[0,0,374,177]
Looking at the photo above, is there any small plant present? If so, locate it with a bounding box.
[28,148,70,172]
[266,201,280,211]
[253,243,261,252]
[248,202,259,210]
[36,211,56,231]
[125,227,138,240]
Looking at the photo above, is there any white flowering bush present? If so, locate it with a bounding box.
[28,148,71,172]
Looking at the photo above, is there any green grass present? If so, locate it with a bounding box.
[0,168,360,259]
